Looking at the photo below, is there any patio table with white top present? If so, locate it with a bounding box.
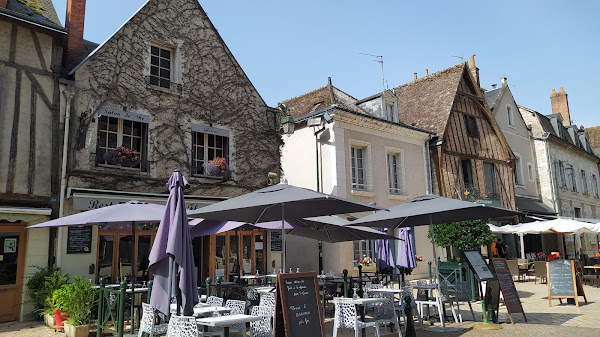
[196,314,262,337]
[353,297,386,337]
[170,303,231,316]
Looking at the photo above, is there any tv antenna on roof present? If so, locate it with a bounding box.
[359,52,385,94]
[451,55,464,63]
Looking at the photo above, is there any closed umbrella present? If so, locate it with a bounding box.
[396,227,416,281]
[376,229,396,272]
[188,183,385,270]
[149,170,198,316]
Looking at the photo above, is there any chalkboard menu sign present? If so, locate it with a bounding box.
[67,226,92,254]
[275,272,324,337]
[462,250,496,281]
[270,231,282,252]
[491,258,526,323]
[547,260,587,307]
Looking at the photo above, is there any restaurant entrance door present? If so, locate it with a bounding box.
[210,230,266,281]
[0,223,27,322]
[97,223,156,283]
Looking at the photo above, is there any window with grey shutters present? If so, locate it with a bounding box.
[581,170,589,195]
[484,162,498,198]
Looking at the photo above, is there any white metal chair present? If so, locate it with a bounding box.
[372,297,402,336]
[225,299,248,335]
[167,315,198,337]
[138,303,168,337]
[259,292,276,309]
[250,305,273,337]
[438,282,459,323]
[413,280,447,328]
[206,296,224,307]
[333,297,380,337]
[363,283,384,314]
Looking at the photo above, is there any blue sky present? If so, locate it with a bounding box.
[54,0,599,127]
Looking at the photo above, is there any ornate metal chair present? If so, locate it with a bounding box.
[167,315,198,337]
[250,305,273,337]
[333,297,380,337]
[138,303,168,337]
[206,296,224,307]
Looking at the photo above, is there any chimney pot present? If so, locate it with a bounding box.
[425,69,429,76]
[470,55,476,68]
[551,88,557,95]
[580,125,585,130]
[501,77,507,86]
[328,77,332,85]
[469,54,480,88]
[560,87,565,93]
[413,73,417,81]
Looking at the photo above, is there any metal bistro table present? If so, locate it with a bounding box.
[197,314,262,337]
[170,303,232,316]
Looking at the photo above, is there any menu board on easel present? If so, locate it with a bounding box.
[491,258,527,323]
[274,272,324,337]
[547,260,587,307]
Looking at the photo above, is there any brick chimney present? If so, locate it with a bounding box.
[470,55,480,88]
[413,73,418,81]
[550,87,571,126]
[64,0,87,69]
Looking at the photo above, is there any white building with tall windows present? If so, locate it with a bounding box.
[280,78,434,278]
[519,87,600,258]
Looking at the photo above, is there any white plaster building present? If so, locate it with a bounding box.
[280,79,435,279]
[519,88,600,257]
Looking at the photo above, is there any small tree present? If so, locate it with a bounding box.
[428,219,493,260]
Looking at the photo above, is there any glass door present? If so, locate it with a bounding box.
[0,225,26,322]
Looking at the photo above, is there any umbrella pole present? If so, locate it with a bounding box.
[282,203,286,272]
[130,222,136,332]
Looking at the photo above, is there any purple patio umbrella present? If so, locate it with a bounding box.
[396,227,417,280]
[149,170,198,317]
[376,229,396,272]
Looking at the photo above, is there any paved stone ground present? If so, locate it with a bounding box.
[2,279,599,336]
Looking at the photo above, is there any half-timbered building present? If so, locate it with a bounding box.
[0,0,65,321]
[395,60,517,214]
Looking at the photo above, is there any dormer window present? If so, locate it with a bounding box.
[385,102,397,122]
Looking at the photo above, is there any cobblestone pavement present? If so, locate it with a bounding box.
[2,279,599,336]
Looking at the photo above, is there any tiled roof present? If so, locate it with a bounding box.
[5,0,63,30]
[585,126,600,157]
[393,63,466,137]
[281,84,369,120]
[483,87,504,112]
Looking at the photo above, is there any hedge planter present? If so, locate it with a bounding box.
[44,313,55,328]
[64,323,90,337]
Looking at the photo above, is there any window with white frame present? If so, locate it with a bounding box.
[387,152,405,195]
[581,170,589,195]
[353,240,374,266]
[192,131,229,177]
[385,102,397,123]
[351,145,367,190]
[507,105,514,127]
[97,115,148,170]
[592,174,599,198]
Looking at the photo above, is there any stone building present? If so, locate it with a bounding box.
[280,78,433,278]
[519,87,600,257]
[0,0,66,321]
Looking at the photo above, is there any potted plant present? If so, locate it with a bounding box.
[203,157,229,178]
[103,146,140,167]
[51,287,70,328]
[24,267,69,326]
[353,255,376,276]
[62,276,98,337]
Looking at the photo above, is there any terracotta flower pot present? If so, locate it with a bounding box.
[53,309,69,327]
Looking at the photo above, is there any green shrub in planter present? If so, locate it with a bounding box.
[24,267,69,319]
[62,276,98,326]
[51,286,69,311]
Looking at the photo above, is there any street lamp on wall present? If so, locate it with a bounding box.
[276,103,295,135]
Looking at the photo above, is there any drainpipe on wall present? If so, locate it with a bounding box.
[424,135,432,194]
[57,87,74,268]
[533,132,557,213]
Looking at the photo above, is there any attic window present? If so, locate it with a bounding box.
[463,114,479,137]
[150,44,172,89]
